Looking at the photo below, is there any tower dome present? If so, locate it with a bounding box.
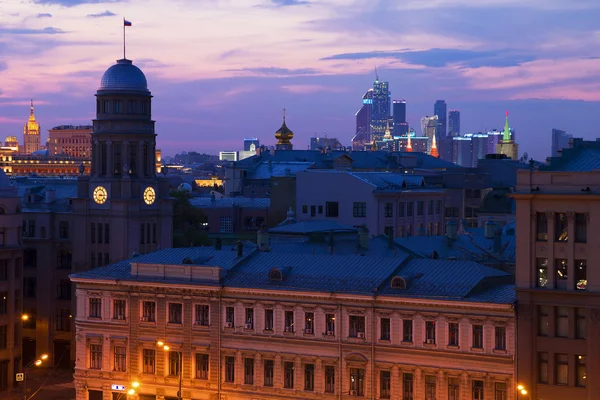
[275,116,294,144]
[99,59,149,93]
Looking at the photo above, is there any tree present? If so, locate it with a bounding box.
[171,190,211,247]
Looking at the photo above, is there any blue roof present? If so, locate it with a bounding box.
[190,197,270,209]
[249,161,313,179]
[349,172,424,189]
[99,59,149,93]
[12,178,78,212]
[269,220,357,235]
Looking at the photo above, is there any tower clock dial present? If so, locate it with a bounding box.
[93,186,108,204]
[143,186,156,205]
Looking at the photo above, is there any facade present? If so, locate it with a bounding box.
[551,129,572,158]
[5,137,18,151]
[390,134,428,153]
[434,100,447,138]
[48,125,93,158]
[392,100,408,136]
[23,101,41,155]
[244,138,260,152]
[189,197,270,234]
[448,110,460,137]
[70,242,516,400]
[219,152,238,162]
[296,170,446,237]
[496,113,518,160]
[0,171,24,392]
[10,154,91,176]
[371,79,390,139]
[453,137,473,167]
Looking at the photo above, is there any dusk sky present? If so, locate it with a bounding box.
[1,0,600,160]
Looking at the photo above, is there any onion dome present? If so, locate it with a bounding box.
[99,59,149,93]
[275,109,294,145]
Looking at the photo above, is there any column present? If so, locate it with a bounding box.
[315,358,323,393]
[274,354,282,389]
[414,368,423,399]
[294,356,303,391]
[106,140,112,177]
[437,370,445,400]
[149,142,156,177]
[255,353,263,387]
[460,371,469,400]
[567,211,575,290]
[138,141,145,178]
[234,351,242,385]
[92,139,99,176]
[391,366,401,400]
[546,212,555,288]
[123,141,130,175]
[484,374,493,400]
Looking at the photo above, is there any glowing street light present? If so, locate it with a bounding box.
[157,341,182,400]
[21,314,29,321]
[23,354,49,400]
[517,384,531,399]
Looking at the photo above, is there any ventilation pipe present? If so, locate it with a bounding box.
[446,220,458,240]
[358,226,369,249]
[484,218,496,239]
[257,228,270,251]
[493,228,502,254]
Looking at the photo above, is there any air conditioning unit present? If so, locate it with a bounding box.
[426,338,434,344]
[225,322,233,328]
[304,329,313,334]
[357,332,365,339]
[284,326,293,333]
[326,330,335,336]
[350,390,358,396]
[245,324,253,329]
[141,316,148,322]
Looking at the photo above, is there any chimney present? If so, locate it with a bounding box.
[210,192,216,203]
[236,241,243,258]
[387,227,394,249]
[484,218,496,239]
[257,228,270,251]
[214,238,222,250]
[45,189,56,204]
[328,230,334,254]
[358,226,369,250]
[493,228,502,254]
[446,220,458,240]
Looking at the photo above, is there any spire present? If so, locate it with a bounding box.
[406,132,413,152]
[283,107,286,123]
[430,133,439,158]
[503,110,511,141]
[30,99,34,117]
[383,120,392,140]
[375,66,379,82]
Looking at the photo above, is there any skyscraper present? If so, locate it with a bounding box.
[421,115,438,154]
[448,110,460,136]
[551,129,572,157]
[352,89,373,150]
[23,100,41,154]
[434,100,447,138]
[392,100,408,136]
[371,75,390,139]
[496,111,519,160]
[244,138,260,151]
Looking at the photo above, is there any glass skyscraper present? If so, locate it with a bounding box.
[448,110,460,136]
[434,100,447,138]
[243,137,260,151]
[393,100,408,136]
[551,129,572,157]
[371,79,390,139]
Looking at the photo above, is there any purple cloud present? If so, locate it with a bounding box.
[0,27,65,34]
[87,10,116,18]
[36,13,53,18]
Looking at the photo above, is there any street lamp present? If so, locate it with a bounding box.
[157,340,182,400]
[517,384,532,399]
[23,354,49,400]
[115,381,140,400]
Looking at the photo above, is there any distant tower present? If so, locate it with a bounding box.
[275,109,294,151]
[434,100,447,138]
[23,100,41,154]
[448,110,460,136]
[406,131,413,152]
[551,129,572,157]
[496,111,519,160]
[392,100,408,136]
[371,73,391,139]
[430,133,439,158]
[383,120,393,141]
[421,115,438,154]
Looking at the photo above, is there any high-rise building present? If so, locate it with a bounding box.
[551,129,572,157]
[370,76,390,139]
[438,136,454,162]
[352,89,373,150]
[244,138,260,151]
[4,136,18,151]
[448,110,460,136]
[453,137,473,167]
[23,100,41,154]
[496,111,518,160]
[310,137,342,150]
[392,100,407,136]
[434,100,447,138]
[48,125,93,158]
[421,115,438,154]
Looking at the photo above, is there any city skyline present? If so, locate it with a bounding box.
[1,0,600,160]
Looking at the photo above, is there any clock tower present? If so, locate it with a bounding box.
[72,58,172,271]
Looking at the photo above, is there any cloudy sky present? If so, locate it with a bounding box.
[1,0,599,160]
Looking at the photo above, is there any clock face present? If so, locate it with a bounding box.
[143,186,156,205]
[93,186,108,204]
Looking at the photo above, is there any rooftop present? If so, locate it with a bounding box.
[190,197,270,209]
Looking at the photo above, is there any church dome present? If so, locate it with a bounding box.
[99,59,149,92]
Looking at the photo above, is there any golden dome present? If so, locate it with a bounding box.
[275,109,294,144]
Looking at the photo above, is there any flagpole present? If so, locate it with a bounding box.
[123,18,126,59]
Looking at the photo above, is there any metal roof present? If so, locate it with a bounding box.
[269,220,357,235]
[99,59,149,92]
[190,197,270,209]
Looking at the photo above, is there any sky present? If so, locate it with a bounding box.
[1,0,600,160]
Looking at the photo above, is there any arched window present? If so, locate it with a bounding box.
[269,268,283,281]
[390,276,406,289]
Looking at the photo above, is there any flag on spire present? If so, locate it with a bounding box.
[124,19,132,26]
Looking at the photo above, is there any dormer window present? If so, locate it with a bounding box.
[269,268,283,281]
[182,258,193,265]
[390,276,407,289]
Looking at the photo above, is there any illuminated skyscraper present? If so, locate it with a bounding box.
[371,75,390,139]
[421,115,438,154]
[352,89,374,150]
[393,100,408,136]
[448,110,460,136]
[496,111,519,160]
[23,100,41,154]
[244,138,260,151]
[434,100,447,138]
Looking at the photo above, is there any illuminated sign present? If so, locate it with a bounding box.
[111,385,126,391]
[362,99,373,105]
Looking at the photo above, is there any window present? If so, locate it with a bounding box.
[380,318,390,340]
[310,205,316,217]
[380,370,391,398]
[142,301,155,322]
[326,313,335,335]
[576,355,586,387]
[55,308,71,332]
[98,223,103,244]
[27,220,35,237]
[325,365,335,393]
[575,260,587,290]
[59,221,69,239]
[105,223,110,244]
[448,377,460,400]
[325,201,339,217]
[0,360,7,390]
[24,249,36,268]
[575,213,586,243]
[168,303,182,324]
[0,326,6,349]
[318,205,323,214]
[556,306,569,337]
[555,354,568,385]
[0,261,6,281]
[353,202,367,218]
[195,354,209,379]
[495,326,506,350]
[143,349,155,374]
[349,315,365,338]
[168,352,181,377]
[403,373,414,400]
[384,202,393,218]
[58,250,72,269]
[90,344,102,369]
[494,382,506,400]
[538,352,548,383]
[304,312,314,333]
[264,309,274,330]
[425,321,435,344]
[302,205,307,214]
[472,380,484,400]
[555,213,568,241]
[284,361,294,388]
[398,202,405,217]
[244,358,254,385]
[305,363,314,391]
[113,299,126,320]
[91,223,96,244]
[89,298,102,318]
[195,305,209,326]
[91,252,96,268]
[225,307,235,326]
[245,308,254,329]
[576,308,587,339]
[472,325,483,348]
[536,212,548,241]
[349,368,364,396]
[536,258,548,288]
[425,375,436,400]
[284,311,294,332]
[24,277,36,298]
[448,322,459,346]
[538,306,550,336]
[403,319,413,342]
[417,201,424,216]
[113,346,126,372]
[225,356,235,382]
[407,202,413,217]
[264,360,274,386]
[219,217,233,233]
[555,259,568,290]
[435,200,441,214]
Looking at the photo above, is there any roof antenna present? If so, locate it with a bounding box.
[374,65,379,81]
